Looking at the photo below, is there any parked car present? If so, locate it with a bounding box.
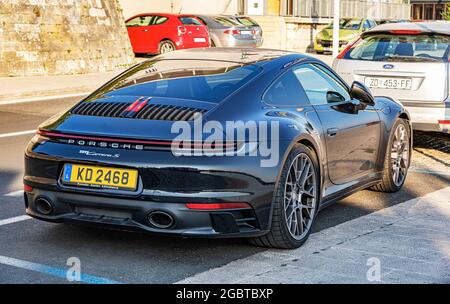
[125,13,210,54]
[187,15,263,47]
[314,18,377,53]
[24,48,411,249]
[377,19,410,25]
[225,15,263,45]
[332,22,450,133]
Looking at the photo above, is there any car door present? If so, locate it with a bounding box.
[125,15,154,53]
[294,63,381,185]
[149,15,171,51]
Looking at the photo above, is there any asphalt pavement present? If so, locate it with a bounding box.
[0,96,448,283]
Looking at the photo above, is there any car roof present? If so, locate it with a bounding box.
[365,21,450,36]
[126,13,180,20]
[154,47,301,66]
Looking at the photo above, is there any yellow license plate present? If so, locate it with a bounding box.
[62,164,138,190]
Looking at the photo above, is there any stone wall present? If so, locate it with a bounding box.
[252,16,329,53]
[0,0,134,77]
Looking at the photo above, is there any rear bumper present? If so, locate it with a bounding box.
[174,36,211,49]
[24,189,267,238]
[403,99,450,133]
[23,140,284,237]
[218,36,261,48]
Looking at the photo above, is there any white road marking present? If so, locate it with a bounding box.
[410,168,450,176]
[0,92,89,106]
[4,190,24,197]
[0,255,122,284]
[0,130,35,139]
[0,215,31,227]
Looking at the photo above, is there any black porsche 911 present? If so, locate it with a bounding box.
[24,48,411,249]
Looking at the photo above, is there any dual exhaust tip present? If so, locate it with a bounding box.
[148,211,175,229]
[34,197,175,229]
[35,197,53,215]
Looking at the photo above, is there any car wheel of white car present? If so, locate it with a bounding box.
[371,119,411,193]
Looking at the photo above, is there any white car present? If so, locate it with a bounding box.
[333,22,450,133]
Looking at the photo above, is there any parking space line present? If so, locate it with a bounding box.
[0,255,122,284]
[410,169,450,176]
[0,130,35,139]
[4,190,23,197]
[0,215,31,226]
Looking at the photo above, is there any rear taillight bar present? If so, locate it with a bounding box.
[36,130,237,149]
[186,202,251,210]
[438,120,450,125]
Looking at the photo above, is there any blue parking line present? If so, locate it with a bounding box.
[0,255,122,284]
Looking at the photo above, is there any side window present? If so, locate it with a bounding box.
[293,64,351,105]
[363,20,371,30]
[126,16,153,27]
[152,16,168,25]
[263,69,309,107]
[179,17,202,25]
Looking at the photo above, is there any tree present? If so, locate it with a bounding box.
[442,3,450,21]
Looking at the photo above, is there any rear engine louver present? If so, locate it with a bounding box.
[71,102,207,121]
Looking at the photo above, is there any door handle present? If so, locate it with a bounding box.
[142,29,148,32]
[327,128,339,137]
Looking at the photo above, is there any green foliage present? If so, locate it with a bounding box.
[442,3,450,21]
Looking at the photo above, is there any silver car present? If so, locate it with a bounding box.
[333,22,450,133]
[190,15,262,48]
[225,15,263,46]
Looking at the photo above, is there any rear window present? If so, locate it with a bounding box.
[90,60,262,103]
[213,17,240,27]
[235,17,258,26]
[345,33,450,62]
[179,17,202,25]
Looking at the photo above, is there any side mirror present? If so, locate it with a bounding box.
[326,91,346,103]
[350,81,375,106]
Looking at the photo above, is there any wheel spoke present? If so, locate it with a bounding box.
[390,124,409,187]
[283,153,317,240]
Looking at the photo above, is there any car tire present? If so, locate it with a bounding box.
[250,144,320,249]
[371,119,410,193]
[158,40,176,54]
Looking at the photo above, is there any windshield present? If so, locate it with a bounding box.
[327,19,362,30]
[345,33,450,62]
[87,60,262,103]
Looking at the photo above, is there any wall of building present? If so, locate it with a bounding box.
[0,0,134,77]
[252,16,329,52]
[119,0,239,19]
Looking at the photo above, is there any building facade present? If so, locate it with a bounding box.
[411,0,449,20]
[118,0,412,53]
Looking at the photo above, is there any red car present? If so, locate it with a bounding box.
[125,13,211,54]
